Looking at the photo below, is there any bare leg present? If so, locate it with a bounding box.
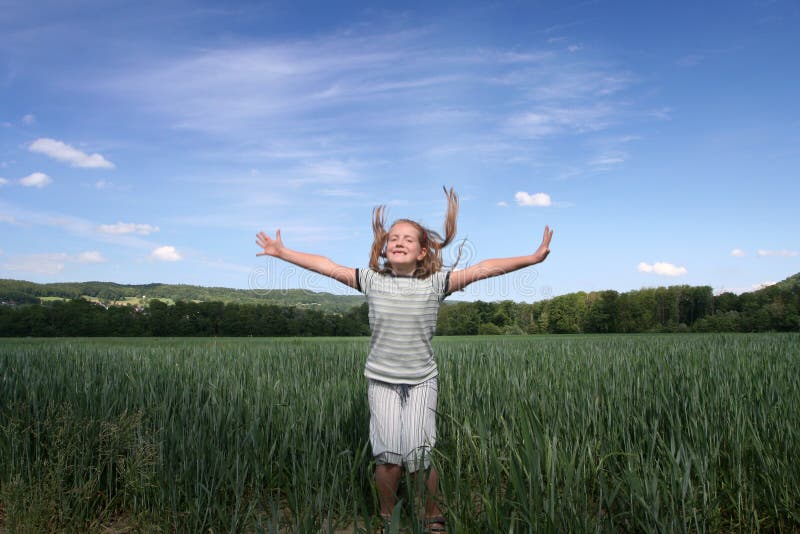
[375,463,402,516]
[424,467,442,518]
[411,466,442,518]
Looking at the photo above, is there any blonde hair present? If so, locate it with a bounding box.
[369,187,460,278]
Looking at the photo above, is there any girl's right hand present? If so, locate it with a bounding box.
[256,229,284,257]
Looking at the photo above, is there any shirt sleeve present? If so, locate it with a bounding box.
[357,268,374,295]
[435,270,451,302]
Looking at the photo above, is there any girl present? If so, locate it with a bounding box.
[256,188,553,532]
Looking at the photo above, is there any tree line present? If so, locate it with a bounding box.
[0,299,371,337]
[438,281,798,334]
[1,273,798,337]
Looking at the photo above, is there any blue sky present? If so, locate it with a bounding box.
[1,0,798,302]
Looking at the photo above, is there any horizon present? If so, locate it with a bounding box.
[4,270,796,302]
[2,1,798,302]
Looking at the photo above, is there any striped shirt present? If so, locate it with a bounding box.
[356,268,450,384]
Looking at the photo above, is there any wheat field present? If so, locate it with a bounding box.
[1,334,798,532]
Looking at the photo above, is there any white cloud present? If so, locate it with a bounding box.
[637,261,688,277]
[28,138,115,169]
[22,114,36,125]
[497,201,509,207]
[20,172,52,188]
[0,177,8,186]
[151,246,182,261]
[757,249,798,257]
[730,248,746,257]
[515,191,552,207]
[76,251,106,263]
[0,214,13,224]
[98,222,160,235]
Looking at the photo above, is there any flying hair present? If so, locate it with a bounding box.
[369,186,462,278]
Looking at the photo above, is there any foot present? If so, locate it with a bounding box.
[380,514,396,534]
[423,515,446,533]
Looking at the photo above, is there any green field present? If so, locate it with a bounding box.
[1,334,798,532]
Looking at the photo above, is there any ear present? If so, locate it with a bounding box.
[416,248,427,261]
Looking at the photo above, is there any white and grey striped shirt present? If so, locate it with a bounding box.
[356,268,450,385]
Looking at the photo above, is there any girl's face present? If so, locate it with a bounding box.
[386,221,426,273]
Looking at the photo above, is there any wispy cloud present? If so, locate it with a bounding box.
[589,151,627,167]
[0,203,160,250]
[29,138,115,169]
[676,53,704,67]
[647,107,673,121]
[637,261,688,277]
[2,250,106,274]
[507,104,615,138]
[98,222,160,235]
[288,160,360,186]
[730,248,746,257]
[757,249,798,257]
[3,253,68,275]
[76,251,106,263]
[97,31,642,175]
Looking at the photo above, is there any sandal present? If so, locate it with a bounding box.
[423,515,447,533]
[380,514,395,534]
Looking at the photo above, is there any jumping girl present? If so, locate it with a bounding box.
[256,188,553,532]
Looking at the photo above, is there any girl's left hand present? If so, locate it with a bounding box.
[256,229,284,258]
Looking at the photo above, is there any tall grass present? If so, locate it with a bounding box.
[1,334,798,532]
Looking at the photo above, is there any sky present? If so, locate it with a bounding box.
[1,0,798,302]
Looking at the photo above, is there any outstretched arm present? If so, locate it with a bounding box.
[256,229,358,289]
[448,225,553,294]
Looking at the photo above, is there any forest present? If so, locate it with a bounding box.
[1,273,798,336]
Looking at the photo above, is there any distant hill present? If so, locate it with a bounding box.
[0,279,365,313]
